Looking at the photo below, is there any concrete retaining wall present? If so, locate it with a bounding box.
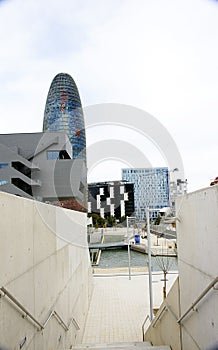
[144,277,181,350]
[177,185,218,350]
[144,185,218,350]
[0,191,92,349]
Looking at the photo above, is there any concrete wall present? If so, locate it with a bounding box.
[144,185,218,350]
[0,191,92,350]
[144,277,181,350]
[176,185,218,350]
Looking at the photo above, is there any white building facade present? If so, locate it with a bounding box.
[122,167,170,220]
[170,178,187,213]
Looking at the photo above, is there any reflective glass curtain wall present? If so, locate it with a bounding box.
[43,73,86,162]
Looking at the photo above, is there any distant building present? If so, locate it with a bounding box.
[122,167,170,220]
[88,181,134,220]
[0,72,88,212]
[170,178,187,212]
[0,132,87,211]
[43,73,86,162]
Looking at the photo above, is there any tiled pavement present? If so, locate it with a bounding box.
[81,271,177,345]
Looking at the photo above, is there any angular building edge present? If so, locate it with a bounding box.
[0,132,87,212]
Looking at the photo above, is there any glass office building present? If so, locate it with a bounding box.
[122,167,170,220]
[43,73,86,162]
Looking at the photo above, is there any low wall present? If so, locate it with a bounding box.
[144,277,181,350]
[144,185,218,350]
[177,185,218,350]
[0,191,93,349]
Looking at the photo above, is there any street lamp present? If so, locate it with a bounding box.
[146,206,170,321]
[169,168,179,214]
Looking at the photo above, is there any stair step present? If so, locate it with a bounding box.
[73,342,151,349]
[73,342,171,350]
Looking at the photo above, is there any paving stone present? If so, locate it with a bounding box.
[80,273,177,345]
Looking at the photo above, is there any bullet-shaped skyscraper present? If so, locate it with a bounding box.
[43,73,87,211]
[43,73,86,162]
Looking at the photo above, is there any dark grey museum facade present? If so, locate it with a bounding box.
[0,132,87,211]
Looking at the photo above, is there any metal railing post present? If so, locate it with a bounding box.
[128,240,131,280]
[146,208,154,321]
[177,276,218,324]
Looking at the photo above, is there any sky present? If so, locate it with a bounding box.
[0,0,218,192]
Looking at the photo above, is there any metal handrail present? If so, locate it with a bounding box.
[42,310,54,329]
[142,276,218,343]
[0,286,80,332]
[0,287,43,330]
[68,316,80,331]
[177,276,218,324]
[152,305,167,328]
[142,315,150,341]
[52,310,69,331]
[142,276,218,339]
[152,302,178,328]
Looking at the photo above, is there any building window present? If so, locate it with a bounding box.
[120,200,125,217]
[0,180,8,186]
[47,150,71,160]
[0,163,8,168]
[88,202,91,213]
[110,187,114,198]
[47,151,60,160]
[100,187,104,195]
[110,204,115,216]
[97,194,101,209]
[124,192,128,201]
[100,207,104,218]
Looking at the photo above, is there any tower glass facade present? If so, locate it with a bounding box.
[43,73,86,162]
[122,167,170,220]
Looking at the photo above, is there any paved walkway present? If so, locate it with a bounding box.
[90,228,176,256]
[81,270,177,345]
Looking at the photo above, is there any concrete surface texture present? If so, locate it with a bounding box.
[0,191,92,350]
[144,277,181,350]
[82,272,177,345]
[140,186,218,350]
[176,185,218,350]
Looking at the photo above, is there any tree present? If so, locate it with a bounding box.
[154,215,161,225]
[87,213,106,227]
[107,215,116,227]
[120,216,126,223]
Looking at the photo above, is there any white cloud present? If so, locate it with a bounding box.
[0,0,218,191]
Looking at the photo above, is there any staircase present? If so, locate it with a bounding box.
[73,342,171,349]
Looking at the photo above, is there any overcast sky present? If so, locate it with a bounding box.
[0,0,218,192]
